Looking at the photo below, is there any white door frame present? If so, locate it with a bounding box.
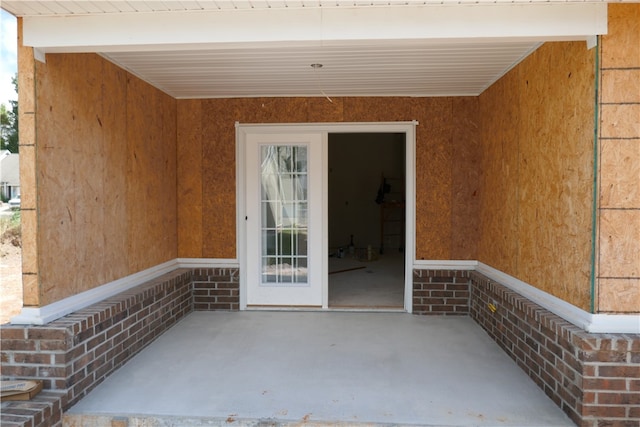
[237,121,417,312]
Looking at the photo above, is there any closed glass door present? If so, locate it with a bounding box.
[245,132,323,307]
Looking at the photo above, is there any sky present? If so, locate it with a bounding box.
[0,8,18,109]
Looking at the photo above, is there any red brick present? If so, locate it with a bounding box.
[50,379,66,390]
[39,340,67,351]
[595,420,640,427]
[73,353,93,372]
[136,307,150,320]
[599,365,640,378]
[599,338,630,352]
[13,352,52,365]
[583,365,597,376]
[2,407,41,419]
[2,339,37,351]
[582,404,627,418]
[583,378,628,391]
[598,392,640,405]
[94,359,114,380]
[86,354,106,373]
[628,406,640,418]
[427,305,451,312]
[583,391,596,404]
[569,332,588,351]
[0,414,32,425]
[86,333,107,351]
[423,298,447,305]
[193,303,210,310]
[562,350,581,372]
[431,290,454,298]
[65,344,85,361]
[94,339,114,358]
[37,366,67,378]
[0,328,27,340]
[583,350,628,363]
[559,387,578,407]
[3,361,41,376]
[27,328,67,341]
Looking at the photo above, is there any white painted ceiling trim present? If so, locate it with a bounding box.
[22,3,606,53]
[0,0,628,17]
[6,1,609,98]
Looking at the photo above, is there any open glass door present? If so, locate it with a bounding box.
[245,132,323,307]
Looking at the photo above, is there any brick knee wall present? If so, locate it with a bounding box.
[1,269,192,418]
[469,272,640,427]
[2,266,637,426]
[412,269,470,315]
[192,268,240,311]
[0,391,66,427]
[1,267,240,427]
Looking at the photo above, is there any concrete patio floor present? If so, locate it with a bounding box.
[64,311,574,427]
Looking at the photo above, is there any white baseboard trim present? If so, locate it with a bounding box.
[11,259,180,325]
[176,258,239,269]
[413,260,478,270]
[474,262,640,334]
[474,262,593,330]
[11,258,638,334]
[412,260,639,334]
[11,258,241,325]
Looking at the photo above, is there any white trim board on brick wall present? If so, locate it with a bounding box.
[11,258,639,333]
[415,260,640,334]
[10,258,239,326]
[474,262,640,334]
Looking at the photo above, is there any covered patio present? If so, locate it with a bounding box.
[1,3,639,427]
[64,311,572,427]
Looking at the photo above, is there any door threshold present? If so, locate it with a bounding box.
[245,305,406,313]
[328,306,406,313]
[246,305,323,312]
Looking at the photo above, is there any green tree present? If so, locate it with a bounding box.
[1,74,19,153]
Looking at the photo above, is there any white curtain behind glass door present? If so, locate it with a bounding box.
[260,145,309,285]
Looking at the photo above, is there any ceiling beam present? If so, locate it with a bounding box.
[22,3,607,54]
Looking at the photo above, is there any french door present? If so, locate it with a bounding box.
[244,131,324,307]
[239,122,415,312]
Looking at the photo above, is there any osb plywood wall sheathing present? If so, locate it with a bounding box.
[177,100,203,258]
[176,97,480,261]
[596,4,640,313]
[17,19,38,307]
[479,41,596,311]
[28,51,178,307]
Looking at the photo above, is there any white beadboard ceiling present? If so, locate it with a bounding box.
[2,1,610,98]
[101,41,543,98]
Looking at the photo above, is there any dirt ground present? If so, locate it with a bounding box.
[0,239,23,325]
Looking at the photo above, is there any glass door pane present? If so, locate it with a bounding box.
[260,145,308,285]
